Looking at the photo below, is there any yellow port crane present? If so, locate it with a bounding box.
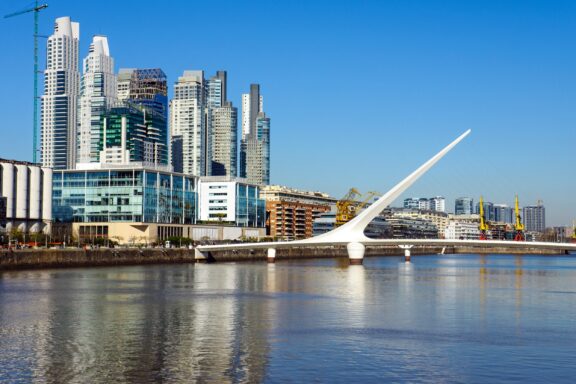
[513,195,525,241]
[335,188,381,227]
[479,196,489,240]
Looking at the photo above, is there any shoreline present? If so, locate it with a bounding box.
[0,246,568,272]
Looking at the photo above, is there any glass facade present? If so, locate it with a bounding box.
[235,183,266,228]
[53,169,197,224]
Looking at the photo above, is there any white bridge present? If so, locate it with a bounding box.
[197,130,576,263]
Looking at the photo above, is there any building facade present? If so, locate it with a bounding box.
[240,84,270,185]
[52,167,198,244]
[0,159,52,234]
[260,185,336,240]
[524,202,546,232]
[455,197,474,215]
[170,71,206,175]
[197,177,266,228]
[41,16,80,170]
[76,35,116,165]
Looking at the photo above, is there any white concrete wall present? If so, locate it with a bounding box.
[29,166,42,220]
[1,163,14,218]
[42,168,53,221]
[15,164,28,220]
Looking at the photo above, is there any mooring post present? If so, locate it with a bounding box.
[267,248,276,263]
[398,245,414,263]
[347,242,365,265]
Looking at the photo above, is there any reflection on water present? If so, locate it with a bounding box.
[2,254,576,383]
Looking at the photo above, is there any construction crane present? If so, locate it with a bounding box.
[513,195,525,241]
[478,195,489,240]
[335,189,381,227]
[4,1,49,164]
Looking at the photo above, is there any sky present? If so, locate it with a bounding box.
[0,0,574,226]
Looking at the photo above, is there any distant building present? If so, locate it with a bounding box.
[403,196,445,212]
[384,216,438,239]
[475,201,495,221]
[313,210,391,239]
[41,17,80,170]
[454,197,474,215]
[493,204,514,224]
[445,221,480,240]
[390,208,449,238]
[524,201,546,232]
[0,159,52,234]
[240,85,270,185]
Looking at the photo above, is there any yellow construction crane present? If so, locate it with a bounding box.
[513,195,525,241]
[335,188,380,227]
[479,196,489,240]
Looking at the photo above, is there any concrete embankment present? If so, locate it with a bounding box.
[0,245,567,271]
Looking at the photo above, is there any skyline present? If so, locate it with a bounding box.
[0,0,574,225]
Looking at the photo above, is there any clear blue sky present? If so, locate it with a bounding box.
[0,0,574,226]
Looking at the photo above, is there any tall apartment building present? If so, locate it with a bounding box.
[455,197,474,215]
[475,200,495,221]
[170,71,206,175]
[240,84,270,185]
[117,68,168,117]
[206,71,238,177]
[77,35,116,165]
[402,196,445,212]
[41,17,80,170]
[493,204,514,224]
[524,201,546,232]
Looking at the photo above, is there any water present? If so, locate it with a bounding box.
[1,254,576,383]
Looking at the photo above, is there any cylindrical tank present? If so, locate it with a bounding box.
[29,166,41,220]
[42,167,53,221]
[15,164,29,220]
[1,163,15,218]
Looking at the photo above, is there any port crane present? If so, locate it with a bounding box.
[335,188,381,227]
[4,1,49,163]
[478,196,489,240]
[513,195,525,241]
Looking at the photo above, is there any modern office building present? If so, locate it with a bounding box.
[96,103,169,166]
[52,166,198,244]
[76,35,116,165]
[475,200,495,221]
[455,197,474,215]
[524,201,546,232]
[493,204,514,224]
[403,196,445,212]
[197,176,266,228]
[41,16,80,170]
[169,70,206,175]
[240,85,270,185]
[0,159,52,234]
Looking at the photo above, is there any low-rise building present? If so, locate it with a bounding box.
[444,220,480,240]
[53,166,198,244]
[260,185,336,240]
[0,158,52,234]
[197,176,266,229]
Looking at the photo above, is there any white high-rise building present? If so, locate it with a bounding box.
[241,88,263,139]
[76,35,116,165]
[169,71,205,176]
[41,16,80,170]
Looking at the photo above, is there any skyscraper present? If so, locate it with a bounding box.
[41,17,80,170]
[77,35,116,165]
[206,71,238,177]
[524,201,546,232]
[240,84,270,185]
[170,71,205,175]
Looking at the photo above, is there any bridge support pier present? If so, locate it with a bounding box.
[347,242,365,265]
[195,247,208,263]
[267,248,276,263]
[398,245,414,263]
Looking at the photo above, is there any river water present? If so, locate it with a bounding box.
[1,254,576,383]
